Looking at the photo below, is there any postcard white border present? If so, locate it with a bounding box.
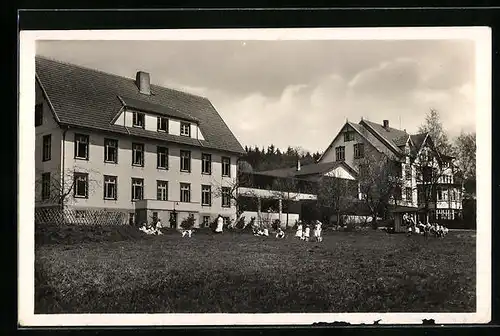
[18,27,491,326]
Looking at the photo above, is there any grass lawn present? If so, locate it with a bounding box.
[35,229,476,313]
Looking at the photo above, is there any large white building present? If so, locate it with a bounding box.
[35,57,245,228]
[318,118,463,221]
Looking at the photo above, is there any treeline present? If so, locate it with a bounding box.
[240,145,322,172]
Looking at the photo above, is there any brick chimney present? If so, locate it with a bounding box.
[383,119,389,129]
[297,159,301,171]
[136,71,151,95]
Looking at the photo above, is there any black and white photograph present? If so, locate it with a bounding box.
[18,27,491,326]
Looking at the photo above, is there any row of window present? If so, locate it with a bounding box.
[36,103,193,138]
[42,132,231,176]
[132,111,192,137]
[41,172,232,206]
[335,143,365,161]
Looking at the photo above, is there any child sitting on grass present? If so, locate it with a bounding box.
[275,227,285,239]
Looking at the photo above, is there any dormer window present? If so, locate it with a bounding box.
[157,117,168,132]
[180,122,191,137]
[132,112,145,128]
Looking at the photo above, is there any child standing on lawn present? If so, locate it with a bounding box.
[295,220,303,238]
[215,214,224,233]
[303,224,310,242]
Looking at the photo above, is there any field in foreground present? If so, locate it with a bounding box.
[35,229,476,313]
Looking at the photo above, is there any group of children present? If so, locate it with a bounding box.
[139,220,163,235]
[250,219,323,242]
[404,213,449,238]
[294,220,323,242]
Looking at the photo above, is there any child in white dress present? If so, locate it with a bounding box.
[313,220,323,242]
[303,225,310,242]
[295,221,303,238]
[275,227,285,239]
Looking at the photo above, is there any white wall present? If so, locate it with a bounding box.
[34,81,62,205]
[60,127,239,218]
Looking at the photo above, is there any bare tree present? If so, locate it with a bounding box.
[316,172,357,226]
[35,167,102,210]
[269,174,305,229]
[356,153,404,224]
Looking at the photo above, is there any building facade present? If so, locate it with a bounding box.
[35,57,245,228]
[318,118,463,221]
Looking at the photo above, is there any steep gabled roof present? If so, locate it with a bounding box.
[35,56,245,155]
[360,119,408,155]
[410,133,428,151]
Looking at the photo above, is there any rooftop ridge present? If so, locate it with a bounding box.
[35,55,209,101]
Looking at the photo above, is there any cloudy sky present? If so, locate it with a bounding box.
[36,39,476,153]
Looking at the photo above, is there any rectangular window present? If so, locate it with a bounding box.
[353,143,364,159]
[222,187,231,207]
[104,138,118,163]
[344,131,354,142]
[437,186,443,201]
[222,157,231,177]
[180,150,191,172]
[74,134,89,160]
[41,172,50,200]
[157,180,168,201]
[74,172,88,198]
[132,143,144,166]
[157,146,169,169]
[201,185,212,206]
[405,187,412,202]
[180,122,191,137]
[203,216,211,227]
[223,217,230,226]
[131,178,144,201]
[202,153,212,175]
[132,112,145,128]
[180,183,191,203]
[35,103,43,127]
[405,164,412,181]
[157,117,168,132]
[103,175,117,200]
[42,134,51,161]
[335,146,345,161]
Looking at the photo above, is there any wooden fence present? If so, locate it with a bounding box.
[35,207,128,226]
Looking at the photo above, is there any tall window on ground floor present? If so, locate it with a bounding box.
[180,183,191,203]
[201,185,211,206]
[157,180,168,201]
[74,172,89,198]
[203,216,211,227]
[104,175,117,200]
[41,172,51,200]
[131,178,144,201]
[221,187,231,207]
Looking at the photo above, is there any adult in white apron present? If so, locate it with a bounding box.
[215,215,224,233]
